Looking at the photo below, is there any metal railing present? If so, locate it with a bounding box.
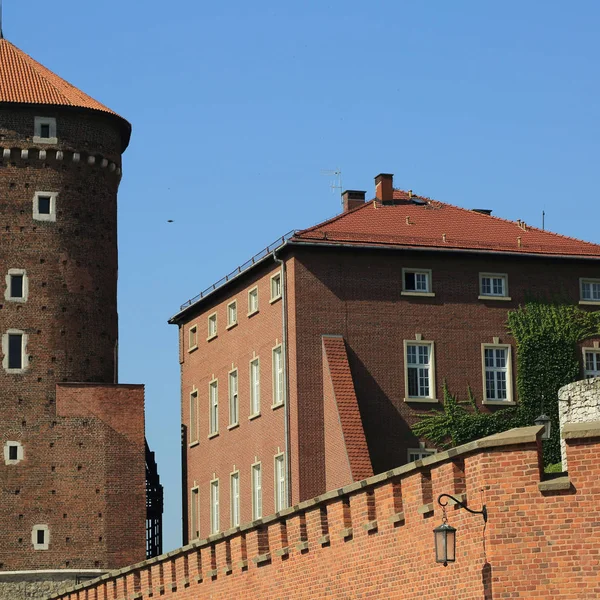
[179,230,296,311]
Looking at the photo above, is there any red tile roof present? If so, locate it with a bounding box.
[322,336,373,482]
[0,38,121,117]
[294,190,600,257]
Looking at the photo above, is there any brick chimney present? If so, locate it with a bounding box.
[375,173,394,203]
[341,190,366,212]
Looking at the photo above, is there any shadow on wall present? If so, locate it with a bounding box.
[482,562,493,599]
[346,345,417,473]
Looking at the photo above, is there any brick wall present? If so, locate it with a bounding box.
[48,423,600,600]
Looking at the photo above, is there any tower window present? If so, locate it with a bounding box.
[3,330,28,373]
[5,269,28,302]
[33,192,57,222]
[34,117,57,144]
[4,441,24,464]
[9,445,17,461]
[38,196,51,214]
[32,525,50,550]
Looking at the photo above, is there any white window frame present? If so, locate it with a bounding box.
[583,347,600,379]
[208,379,219,436]
[479,272,510,300]
[227,300,238,328]
[270,272,282,303]
[230,470,240,528]
[274,453,287,513]
[32,524,50,550]
[249,357,260,418]
[272,344,284,408]
[210,478,220,535]
[228,369,239,427]
[32,191,57,222]
[4,441,24,465]
[481,343,514,405]
[580,278,600,305]
[401,268,434,297]
[5,268,28,303]
[34,116,57,144]
[2,329,29,373]
[189,389,199,445]
[248,286,259,316]
[188,325,198,351]
[190,486,200,540]
[207,312,217,340]
[403,339,436,402]
[407,443,436,463]
[251,461,262,520]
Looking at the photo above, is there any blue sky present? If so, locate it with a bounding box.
[6,1,599,551]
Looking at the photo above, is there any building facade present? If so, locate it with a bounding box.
[0,38,155,597]
[170,173,600,541]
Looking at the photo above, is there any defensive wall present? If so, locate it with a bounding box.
[47,422,600,599]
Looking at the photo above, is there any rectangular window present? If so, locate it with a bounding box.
[272,346,284,406]
[10,275,23,299]
[228,370,239,426]
[248,287,259,315]
[38,196,51,214]
[483,345,513,402]
[227,301,237,327]
[210,479,220,534]
[251,463,262,520]
[189,390,198,443]
[407,447,436,463]
[270,273,282,301]
[274,454,286,512]
[209,380,218,435]
[405,342,434,399]
[8,333,23,370]
[402,269,431,293]
[33,192,57,222]
[230,471,240,528]
[584,349,600,378]
[580,279,600,302]
[190,487,199,539]
[37,529,45,544]
[188,325,197,350]
[480,273,508,298]
[40,124,51,139]
[34,117,57,144]
[250,358,260,416]
[8,445,18,461]
[207,313,217,339]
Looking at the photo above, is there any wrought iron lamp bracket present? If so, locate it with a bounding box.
[437,494,487,523]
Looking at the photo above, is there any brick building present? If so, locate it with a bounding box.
[0,38,160,597]
[169,172,600,542]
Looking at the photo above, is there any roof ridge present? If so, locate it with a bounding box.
[295,199,374,236]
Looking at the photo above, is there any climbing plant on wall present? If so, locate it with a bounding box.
[412,302,600,466]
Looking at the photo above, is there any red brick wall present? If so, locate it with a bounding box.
[291,246,600,497]
[179,260,289,539]
[49,424,600,600]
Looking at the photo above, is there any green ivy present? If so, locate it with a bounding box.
[412,302,600,465]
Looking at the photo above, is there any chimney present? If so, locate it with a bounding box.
[375,173,394,203]
[341,190,366,212]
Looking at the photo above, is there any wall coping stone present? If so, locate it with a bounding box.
[562,421,600,440]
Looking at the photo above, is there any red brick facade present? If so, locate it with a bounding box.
[0,46,147,575]
[172,185,600,539]
[48,422,600,599]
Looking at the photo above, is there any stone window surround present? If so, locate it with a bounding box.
[5,268,29,303]
[32,191,58,222]
[34,116,57,144]
[401,267,435,297]
[4,440,24,465]
[2,329,29,373]
[478,272,511,301]
[32,524,50,550]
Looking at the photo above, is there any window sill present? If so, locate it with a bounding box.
[206,334,218,342]
[478,295,512,302]
[33,136,58,145]
[189,440,199,448]
[269,295,282,305]
[188,345,198,353]
[248,412,261,421]
[401,291,435,298]
[404,397,439,404]
[226,322,238,330]
[208,432,219,440]
[247,309,259,318]
[6,298,27,303]
[482,400,516,406]
[579,300,600,306]
[272,402,285,410]
[227,423,239,431]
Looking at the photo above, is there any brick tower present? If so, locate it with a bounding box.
[0,38,154,597]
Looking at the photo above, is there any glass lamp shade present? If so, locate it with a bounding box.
[433,522,456,566]
[534,414,552,440]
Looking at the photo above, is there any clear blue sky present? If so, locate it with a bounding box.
[6,1,599,551]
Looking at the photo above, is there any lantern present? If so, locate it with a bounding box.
[534,413,551,440]
[433,522,456,566]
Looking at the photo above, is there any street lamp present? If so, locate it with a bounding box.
[434,494,487,566]
[535,393,552,440]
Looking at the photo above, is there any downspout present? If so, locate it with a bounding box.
[273,248,292,508]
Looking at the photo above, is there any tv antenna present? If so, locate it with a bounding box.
[321,168,343,207]
[1,0,4,39]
